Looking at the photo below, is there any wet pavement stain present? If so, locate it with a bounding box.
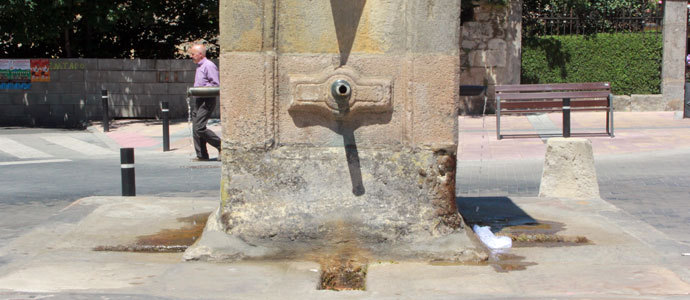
[496,220,592,247]
[93,212,210,253]
[313,220,370,291]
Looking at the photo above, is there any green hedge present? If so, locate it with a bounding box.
[521,33,662,95]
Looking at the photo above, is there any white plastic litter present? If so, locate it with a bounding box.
[473,225,512,250]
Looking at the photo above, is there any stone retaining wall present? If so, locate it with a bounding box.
[0,58,219,127]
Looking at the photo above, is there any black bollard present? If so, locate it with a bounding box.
[120,148,136,196]
[563,98,571,138]
[102,89,109,132]
[161,101,170,152]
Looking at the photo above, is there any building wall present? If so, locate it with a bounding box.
[0,58,219,127]
[459,0,522,115]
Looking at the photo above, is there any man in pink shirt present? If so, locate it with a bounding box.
[189,44,221,160]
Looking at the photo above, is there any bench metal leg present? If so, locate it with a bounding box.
[608,94,614,138]
[496,97,501,140]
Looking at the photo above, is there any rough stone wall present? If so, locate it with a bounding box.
[0,59,218,127]
[459,0,521,115]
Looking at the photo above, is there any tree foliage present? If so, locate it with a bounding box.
[0,0,218,58]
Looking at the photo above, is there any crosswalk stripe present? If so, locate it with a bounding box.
[0,159,72,166]
[42,136,113,156]
[0,137,53,159]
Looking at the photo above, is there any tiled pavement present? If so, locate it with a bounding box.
[457,111,690,246]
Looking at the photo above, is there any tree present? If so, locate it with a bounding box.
[0,0,218,58]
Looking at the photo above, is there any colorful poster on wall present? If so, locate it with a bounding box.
[0,60,10,90]
[0,59,31,89]
[30,59,50,82]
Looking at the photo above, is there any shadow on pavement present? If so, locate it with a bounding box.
[456,196,537,232]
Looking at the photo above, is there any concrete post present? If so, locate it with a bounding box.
[662,0,688,111]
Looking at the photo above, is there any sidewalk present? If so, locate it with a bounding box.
[0,195,688,299]
[88,118,222,157]
[459,111,690,161]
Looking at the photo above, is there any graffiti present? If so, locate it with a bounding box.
[50,61,86,70]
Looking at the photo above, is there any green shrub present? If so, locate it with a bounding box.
[521,33,662,95]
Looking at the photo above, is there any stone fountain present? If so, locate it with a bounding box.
[185,0,482,263]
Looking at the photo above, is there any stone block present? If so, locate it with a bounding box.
[539,138,600,199]
[631,94,665,111]
[461,40,478,50]
[462,22,493,41]
[488,38,507,50]
[613,95,632,112]
[469,50,506,67]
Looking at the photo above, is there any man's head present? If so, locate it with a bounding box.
[189,44,207,64]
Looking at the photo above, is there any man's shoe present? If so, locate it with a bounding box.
[192,157,210,162]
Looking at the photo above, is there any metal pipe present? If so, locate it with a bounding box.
[120,148,136,196]
[101,89,109,132]
[161,102,170,152]
[187,86,220,97]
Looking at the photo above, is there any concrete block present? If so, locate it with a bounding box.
[0,94,27,105]
[26,93,48,105]
[168,83,190,95]
[98,59,125,71]
[0,105,26,117]
[170,59,192,70]
[60,94,86,105]
[26,104,50,118]
[121,59,156,71]
[99,83,125,94]
[176,70,196,83]
[155,60,172,71]
[631,94,665,111]
[613,95,631,112]
[141,83,169,95]
[539,138,600,199]
[122,84,144,95]
[84,70,104,82]
[55,70,85,82]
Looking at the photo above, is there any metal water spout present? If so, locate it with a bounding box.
[187,86,220,97]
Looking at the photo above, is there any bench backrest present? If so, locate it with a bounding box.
[495,82,612,110]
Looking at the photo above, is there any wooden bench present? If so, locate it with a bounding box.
[495,82,614,140]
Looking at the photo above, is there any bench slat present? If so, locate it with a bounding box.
[500,99,609,110]
[497,91,611,100]
[495,82,611,92]
[501,108,610,114]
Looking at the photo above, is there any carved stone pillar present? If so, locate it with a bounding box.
[186,0,481,262]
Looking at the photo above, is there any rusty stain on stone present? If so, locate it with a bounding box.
[93,213,210,253]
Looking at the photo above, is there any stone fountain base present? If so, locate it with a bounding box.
[183,146,486,262]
